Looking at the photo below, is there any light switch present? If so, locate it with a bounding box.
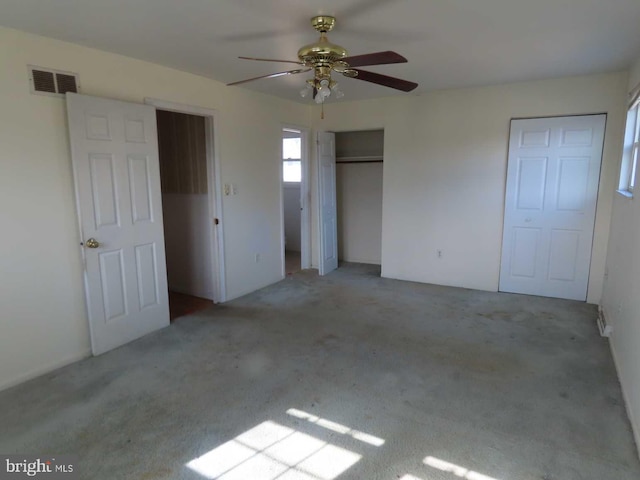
[224,184,231,196]
[232,184,238,195]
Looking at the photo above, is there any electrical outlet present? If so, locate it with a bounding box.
[224,184,231,196]
[437,250,443,259]
[232,184,238,195]
[255,253,260,263]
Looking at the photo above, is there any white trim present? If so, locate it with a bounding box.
[0,349,91,393]
[300,127,311,270]
[281,124,312,272]
[629,82,640,110]
[619,106,640,195]
[616,189,634,199]
[144,97,227,303]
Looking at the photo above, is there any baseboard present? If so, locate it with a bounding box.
[607,314,640,460]
[341,258,381,265]
[0,349,91,393]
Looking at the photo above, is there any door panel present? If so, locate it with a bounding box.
[89,153,119,228]
[520,128,550,148]
[556,157,589,211]
[516,157,547,210]
[560,127,593,146]
[128,155,153,223]
[510,227,541,278]
[67,93,169,355]
[317,132,338,275]
[499,115,605,301]
[99,249,127,321]
[548,229,580,281]
[135,243,159,309]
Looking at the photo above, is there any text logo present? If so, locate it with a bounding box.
[0,456,77,479]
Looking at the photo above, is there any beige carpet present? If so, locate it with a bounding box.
[0,263,638,479]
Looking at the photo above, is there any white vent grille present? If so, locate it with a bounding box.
[597,306,612,337]
[28,66,79,97]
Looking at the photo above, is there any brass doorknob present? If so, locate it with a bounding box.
[85,238,100,248]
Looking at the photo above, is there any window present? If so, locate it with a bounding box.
[619,104,640,195]
[283,135,302,183]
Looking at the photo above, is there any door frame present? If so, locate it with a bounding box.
[280,124,312,274]
[145,97,227,303]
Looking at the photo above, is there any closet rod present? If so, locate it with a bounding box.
[336,160,384,164]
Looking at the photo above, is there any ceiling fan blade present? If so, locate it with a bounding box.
[343,51,407,68]
[227,68,311,86]
[238,56,303,66]
[350,69,418,92]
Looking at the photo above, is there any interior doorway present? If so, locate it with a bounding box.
[281,126,311,276]
[156,109,212,320]
[148,98,226,320]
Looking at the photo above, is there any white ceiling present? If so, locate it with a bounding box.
[2,0,640,104]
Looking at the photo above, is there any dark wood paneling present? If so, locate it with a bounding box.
[157,110,207,194]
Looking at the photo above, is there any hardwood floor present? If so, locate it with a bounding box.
[168,291,212,321]
[285,250,300,275]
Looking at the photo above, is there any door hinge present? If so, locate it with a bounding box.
[214,218,220,225]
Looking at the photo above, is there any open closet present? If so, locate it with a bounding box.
[335,129,384,266]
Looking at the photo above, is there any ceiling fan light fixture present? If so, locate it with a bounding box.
[317,79,331,101]
[300,84,313,98]
[331,82,344,99]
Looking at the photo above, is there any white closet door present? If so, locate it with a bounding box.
[499,115,605,301]
[317,131,338,275]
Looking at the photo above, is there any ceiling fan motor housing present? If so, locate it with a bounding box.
[298,16,348,81]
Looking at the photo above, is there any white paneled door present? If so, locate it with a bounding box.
[67,93,169,355]
[499,115,606,301]
[317,131,338,275]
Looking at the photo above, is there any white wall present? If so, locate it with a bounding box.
[601,54,640,455]
[163,194,214,299]
[337,163,383,264]
[0,27,311,391]
[313,72,628,303]
[283,185,301,252]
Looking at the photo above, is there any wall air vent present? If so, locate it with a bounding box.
[597,306,612,338]
[28,66,79,97]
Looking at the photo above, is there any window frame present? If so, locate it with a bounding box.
[282,136,302,184]
[618,105,640,197]
[282,159,302,184]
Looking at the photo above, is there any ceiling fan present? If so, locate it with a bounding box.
[227,15,418,104]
